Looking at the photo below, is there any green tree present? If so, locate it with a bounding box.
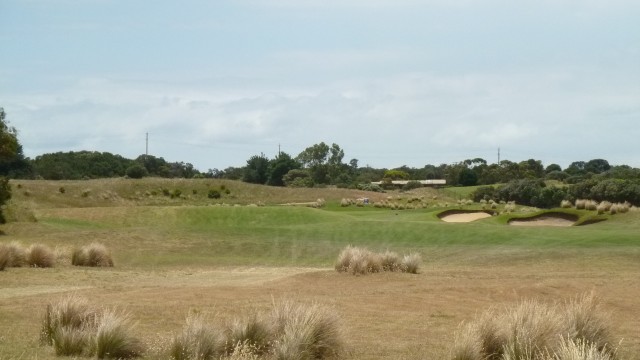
[283,169,314,187]
[267,152,300,186]
[296,142,349,185]
[243,153,270,184]
[0,108,20,222]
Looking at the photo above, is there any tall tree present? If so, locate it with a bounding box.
[267,152,300,186]
[243,153,270,184]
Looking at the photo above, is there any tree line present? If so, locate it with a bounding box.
[2,107,640,210]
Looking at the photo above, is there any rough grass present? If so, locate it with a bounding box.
[26,243,56,268]
[335,246,421,275]
[170,314,224,360]
[0,243,9,270]
[270,301,343,360]
[3,241,26,267]
[94,309,144,359]
[450,294,614,360]
[72,242,114,267]
[225,314,272,356]
[40,295,96,346]
[168,302,343,360]
[543,338,615,360]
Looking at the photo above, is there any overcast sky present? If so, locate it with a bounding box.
[1,0,639,171]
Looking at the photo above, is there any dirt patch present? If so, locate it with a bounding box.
[508,212,578,227]
[439,210,494,223]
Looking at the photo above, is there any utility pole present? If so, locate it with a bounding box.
[278,143,281,157]
[497,147,501,165]
[145,133,149,159]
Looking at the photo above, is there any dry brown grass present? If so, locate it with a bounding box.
[170,314,225,360]
[335,246,421,275]
[26,243,56,268]
[94,309,145,359]
[450,294,615,360]
[0,243,9,270]
[72,243,114,267]
[2,241,26,267]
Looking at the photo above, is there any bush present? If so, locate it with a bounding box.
[126,164,148,179]
[450,294,614,360]
[26,244,55,268]
[208,189,221,199]
[72,243,114,267]
[94,309,144,359]
[402,180,423,191]
[170,314,224,360]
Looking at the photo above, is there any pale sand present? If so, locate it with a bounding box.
[440,212,492,223]
[509,216,574,227]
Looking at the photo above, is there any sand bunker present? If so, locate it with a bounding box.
[508,213,577,227]
[439,211,493,223]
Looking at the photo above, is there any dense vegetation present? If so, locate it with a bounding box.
[2,106,640,209]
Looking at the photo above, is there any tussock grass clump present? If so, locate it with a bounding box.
[597,201,612,215]
[0,244,10,270]
[2,241,26,267]
[575,199,587,210]
[26,243,56,268]
[72,243,114,267]
[40,295,96,347]
[42,295,143,358]
[335,246,421,275]
[270,301,343,360]
[225,314,272,356]
[94,309,144,359]
[170,314,224,360]
[560,200,573,208]
[450,294,615,360]
[585,200,598,211]
[543,338,615,360]
[400,253,422,274]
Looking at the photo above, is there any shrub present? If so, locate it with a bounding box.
[400,253,422,274]
[26,244,55,268]
[72,243,114,267]
[59,186,66,194]
[82,189,91,198]
[126,164,148,179]
[94,309,144,359]
[170,314,224,360]
[270,302,343,360]
[171,189,183,199]
[208,189,221,199]
[575,199,587,209]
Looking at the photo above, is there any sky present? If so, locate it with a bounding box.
[1,0,639,172]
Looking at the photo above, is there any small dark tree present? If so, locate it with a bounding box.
[267,152,300,186]
[243,153,270,184]
[126,164,148,179]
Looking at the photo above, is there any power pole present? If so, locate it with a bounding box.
[497,147,501,164]
[146,133,149,158]
[278,143,281,157]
